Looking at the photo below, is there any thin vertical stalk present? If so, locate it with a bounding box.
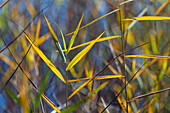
[118,0,128,112]
[65,64,68,108]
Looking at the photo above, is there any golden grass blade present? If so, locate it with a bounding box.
[65,9,119,36]
[35,18,41,43]
[128,88,170,102]
[43,13,59,41]
[67,80,89,100]
[24,34,66,83]
[36,33,51,46]
[66,30,106,71]
[117,96,127,113]
[67,75,123,82]
[155,0,170,15]
[0,0,9,9]
[125,55,170,59]
[43,13,66,63]
[56,36,120,52]
[66,13,84,55]
[59,25,67,51]
[124,16,170,21]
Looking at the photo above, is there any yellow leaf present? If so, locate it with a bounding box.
[125,55,170,59]
[127,30,135,46]
[44,13,66,63]
[43,13,59,42]
[67,75,123,82]
[24,34,66,83]
[66,30,106,71]
[66,9,119,36]
[59,25,67,51]
[66,13,84,55]
[56,36,120,52]
[124,16,170,21]
[35,18,41,43]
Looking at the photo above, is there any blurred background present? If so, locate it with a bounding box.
[0,0,169,112]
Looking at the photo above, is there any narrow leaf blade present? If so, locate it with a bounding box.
[43,13,66,63]
[65,9,119,36]
[66,30,106,71]
[24,34,66,83]
[68,75,123,82]
[124,16,170,21]
[125,55,170,59]
[66,13,84,55]
[56,36,120,52]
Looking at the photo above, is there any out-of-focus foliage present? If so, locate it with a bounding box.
[0,0,169,113]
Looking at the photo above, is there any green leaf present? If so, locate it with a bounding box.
[6,88,21,105]
[35,68,51,108]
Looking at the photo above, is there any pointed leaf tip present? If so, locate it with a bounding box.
[66,30,106,71]
[43,13,66,63]
[66,13,84,56]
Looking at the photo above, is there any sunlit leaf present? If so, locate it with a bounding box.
[56,36,120,52]
[43,13,66,63]
[35,18,41,43]
[66,13,84,55]
[67,75,123,82]
[58,25,67,51]
[124,16,170,21]
[66,30,106,71]
[24,34,66,83]
[125,55,170,59]
[65,9,119,36]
